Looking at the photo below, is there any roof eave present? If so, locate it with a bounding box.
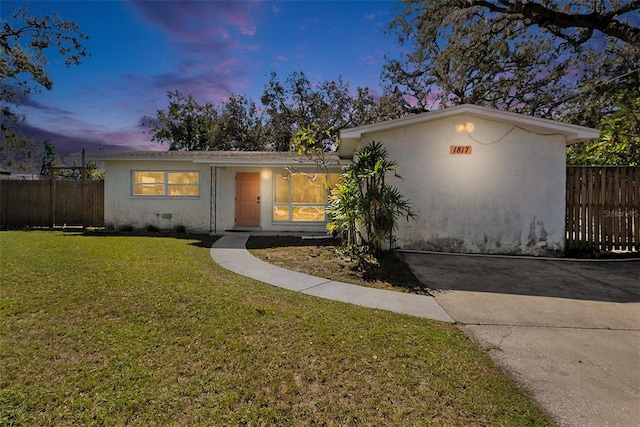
[86,154,345,167]
[338,104,600,157]
[191,158,345,167]
[86,155,194,162]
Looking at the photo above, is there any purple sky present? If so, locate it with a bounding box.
[5,0,402,159]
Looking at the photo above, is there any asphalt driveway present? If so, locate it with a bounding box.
[402,252,640,427]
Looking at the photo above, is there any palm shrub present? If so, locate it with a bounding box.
[327,141,415,258]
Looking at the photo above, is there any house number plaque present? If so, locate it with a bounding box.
[450,145,472,155]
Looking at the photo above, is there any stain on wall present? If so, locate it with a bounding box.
[407,236,467,253]
[528,216,549,247]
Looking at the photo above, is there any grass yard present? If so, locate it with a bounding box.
[0,231,554,426]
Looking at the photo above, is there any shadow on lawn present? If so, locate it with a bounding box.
[16,227,224,249]
[245,235,337,249]
[85,230,220,249]
[247,235,431,295]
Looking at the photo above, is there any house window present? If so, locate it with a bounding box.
[273,173,340,222]
[133,171,199,196]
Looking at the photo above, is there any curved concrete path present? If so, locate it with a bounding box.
[210,234,454,323]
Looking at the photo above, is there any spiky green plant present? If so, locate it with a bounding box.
[328,141,416,257]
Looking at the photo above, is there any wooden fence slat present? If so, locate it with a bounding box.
[595,168,600,250]
[566,166,639,253]
[611,167,622,249]
[622,167,628,247]
[635,168,640,251]
[0,179,104,227]
[565,168,573,250]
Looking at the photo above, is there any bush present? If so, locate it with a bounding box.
[328,141,415,258]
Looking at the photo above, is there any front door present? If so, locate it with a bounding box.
[235,172,260,227]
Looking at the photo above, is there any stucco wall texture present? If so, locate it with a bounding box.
[103,161,329,234]
[356,114,567,256]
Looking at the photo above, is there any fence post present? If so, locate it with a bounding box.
[81,167,87,230]
[50,168,55,227]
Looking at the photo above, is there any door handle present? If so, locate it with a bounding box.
[257,196,260,204]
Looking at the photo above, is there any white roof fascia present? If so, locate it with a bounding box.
[191,159,345,168]
[339,104,600,158]
[87,154,345,168]
[85,154,195,162]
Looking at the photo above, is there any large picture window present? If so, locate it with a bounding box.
[273,173,340,222]
[133,171,199,196]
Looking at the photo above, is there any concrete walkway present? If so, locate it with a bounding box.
[210,234,454,323]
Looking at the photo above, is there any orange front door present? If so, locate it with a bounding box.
[235,172,260,227]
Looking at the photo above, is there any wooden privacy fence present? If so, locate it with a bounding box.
[566,166,639,253]
[0,179,104,228]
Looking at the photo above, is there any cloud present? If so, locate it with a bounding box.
[18,118,163,160]
[14,93,74,116]
[127,0,259,42]
[123,1,264,105]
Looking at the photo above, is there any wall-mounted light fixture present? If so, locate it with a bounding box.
[456,122,474,133]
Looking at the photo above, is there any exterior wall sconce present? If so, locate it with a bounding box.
[456,122,474,133]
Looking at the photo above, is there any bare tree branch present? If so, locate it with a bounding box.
[457,0,640,47]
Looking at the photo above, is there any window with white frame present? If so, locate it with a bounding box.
[132,171,199,196]
[273,172,340,222]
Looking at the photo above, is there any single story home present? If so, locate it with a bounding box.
[90,104,599,255]
[87,150,345,234]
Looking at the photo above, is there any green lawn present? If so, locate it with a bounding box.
[0,231,554,426]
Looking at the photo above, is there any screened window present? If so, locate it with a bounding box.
[273,173,340,222]
[133,171,199,196]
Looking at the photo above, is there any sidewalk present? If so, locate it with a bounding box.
[210,234,454,323]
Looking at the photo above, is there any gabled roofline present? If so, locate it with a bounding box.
[339,104,600,158]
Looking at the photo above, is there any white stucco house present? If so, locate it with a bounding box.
[340,104,599,255]
[90,104,599,255]
[87,151,345,234]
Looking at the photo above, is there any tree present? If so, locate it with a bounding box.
[567,74,640,165]
[454,0,640,48]
[147,92,269,151]
[290,123,340,179]
[147,72,411,154]
[327,167,362,250]
[0,134,41,173]
[146,91,220,151]
[40,138,60,176]
[328,141,415,257]
[212,94,267,151]
[1,6,89,113]
[260,71,356,151]
[1,6,88,172]
[350,86,412,126]
[385,0,639,164]
[385,1,583,114]
[384,1,638,115]
[60,150,103,180]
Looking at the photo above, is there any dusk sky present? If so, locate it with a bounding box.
[5,0,402,159]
